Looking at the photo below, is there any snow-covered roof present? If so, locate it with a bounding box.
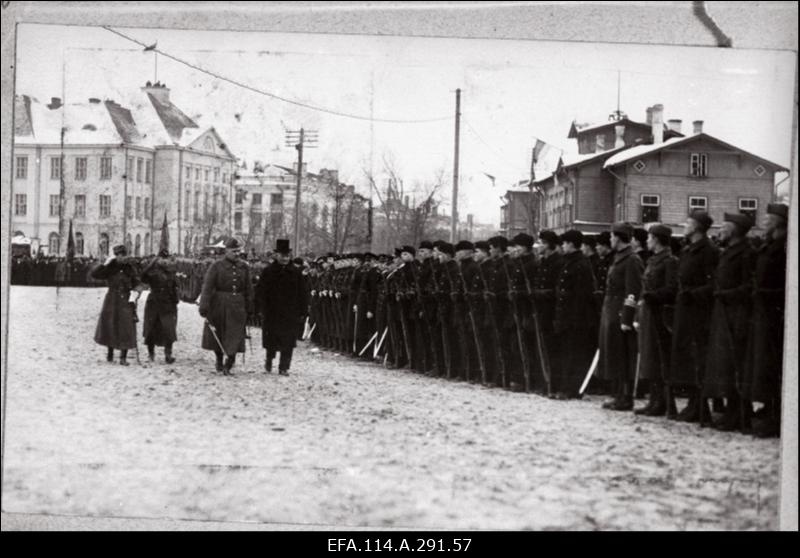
[603,136,689,168]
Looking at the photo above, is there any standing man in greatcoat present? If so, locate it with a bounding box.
[255,239,307,375]
[91,243,141,365]
[668,210,719,424]
[198,237,254,375]
[598,223,644,411]
[140,248,180,363]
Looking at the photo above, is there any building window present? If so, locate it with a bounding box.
[689,153,708,177]
[212,189,219,221]
[14,193,27,216]
[126,196,133,219]
[48,232,60,255]
[136,158,143,183]
[252,193,262,207]
[252,211,263,233]
[125,233,132,255]
[222,172,228,184]
[688,196,708,214]
[100,156,112,180]
[234,211,243,231]
[195,167,201,181]
[99,233,109,257]
[184,189,191,221]
[51,157,62,180]
[640,194,660,223]
[144,197,150,221]
[74,194,86,218]
[185,165,192,180]
[75,157,88,180]
[270,193,283,207]
[75,232,84,255]
[270,212,283,234]
[203,192,209,221]
[127,157,135,180]
[145,160,152,184]
[739,198,758,221]
[144,233,150,254]
[15,156,28,179]
[99,195,111,218]
[194,190,200,222]
[214,168,220,183]
[204,168,210,182]
[235,190,244,204]
[134,234,142,256]
[135,196,142,220]
[49,194,61,217]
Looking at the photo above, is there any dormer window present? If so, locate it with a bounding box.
[689,153,708,177]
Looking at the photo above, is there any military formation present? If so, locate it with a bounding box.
[81,204,788,439]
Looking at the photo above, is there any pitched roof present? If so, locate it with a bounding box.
[603,133,788,172]
[568,117,683,139]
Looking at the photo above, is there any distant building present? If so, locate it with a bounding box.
[12,83,237,257]
[503,104,788,236]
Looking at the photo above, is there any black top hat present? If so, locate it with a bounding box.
[275,238,291,254]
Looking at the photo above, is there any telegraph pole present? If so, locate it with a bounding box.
[285,128,318,254]
[450,88,461,243]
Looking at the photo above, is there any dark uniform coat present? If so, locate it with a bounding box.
[199,257,254,355]
[92,258,140,350]
[669,236,719,387]
[598,246,643,382]
[637,249,678,382]
[255,261,307,351]
[141,259,180,347]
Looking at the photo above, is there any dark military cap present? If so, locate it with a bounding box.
[723,212,754,234]
[632,227,648,245]
[112,243,127,256]
[689,210,713,231]
[582,236,597,248]
[455,240,474,252]
[401,245,416,256]
[511,232,534,249]
[611,222,634,242]
[597,231,612,248]
[419,240,434,250]
[475,240,490,253]
[225,237,243,250]
[648,224,673,245]
[438,242,455,257]
[432,240,446,250]
[487,236,509,250]
[767,203,788,221]
[538,230,560,246]
[561,229,584,247]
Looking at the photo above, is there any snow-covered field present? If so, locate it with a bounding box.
[2,286,780,530]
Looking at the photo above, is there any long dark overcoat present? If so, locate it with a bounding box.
[255,261,307,351]
[92,258,140,350]
[199,257,253,355]
[141,260,180,347]
[637,249,678,382]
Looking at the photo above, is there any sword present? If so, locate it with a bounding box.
[374,326,389,359]
[579,349,600,396]
[304,322,317,341]
[353,307,359,353]
[632,351,642,400]
[205,318,228,359]
[359,330,379,356]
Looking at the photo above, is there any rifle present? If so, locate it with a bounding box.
[445,259,482,382]
[395,266,415,367]
[453,258,488,383]
[499,255,532,392]
[408,261,437,373]
[579,349,600,396]
[429,260,453,378]
[517,253,553,396]
[475,259,507,387]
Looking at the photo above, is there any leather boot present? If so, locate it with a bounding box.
[223,356,235,375]
[712,397,726,414]
[676,395,697,422]
[740,399,753,434]
[164,344,175,364]
[634,382,659,415]
[147,344,156,362]
[714,394,740,432]
[665,385,678,419]
[644,383,667,416]
[107,347,114,362]
[119,349,129,366]
[215,353,224,373]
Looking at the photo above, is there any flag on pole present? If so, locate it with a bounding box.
[483,172,496,188]
[66,219,75,262]
[531,139,547,182]
[159,211,170,254]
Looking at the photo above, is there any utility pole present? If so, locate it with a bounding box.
[285,128,318,254]
[450,88,461,243]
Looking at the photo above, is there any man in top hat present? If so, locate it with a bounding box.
[553,229,597,399]
[703,212,756,431]
[668,209,720,424]
[255,239,307,375]
[198,237,254,375]
[634,224,679,416]
[140,248,180,363]
[743,203,788,437]
[91,243,141,365]
[598,222,644,411]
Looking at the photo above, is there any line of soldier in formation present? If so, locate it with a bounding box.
[304,204,788,439]
[86,204,787,439]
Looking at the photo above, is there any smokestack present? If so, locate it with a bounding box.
[645,106,653,126]
[614,125,626,148]
[651,103,664,145]
[142,82,170,103]
[47,97,62,110]
[692,120,704,134]
[667,119,682,134]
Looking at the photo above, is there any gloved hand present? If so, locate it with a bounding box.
[353,305,358,313]
[366,311,374,319]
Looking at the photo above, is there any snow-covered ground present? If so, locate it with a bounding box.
[2,287,780,530]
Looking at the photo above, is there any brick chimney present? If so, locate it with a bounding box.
[651,104,664,144]
[614,124,626,148]
[141,82,170,103]
[692,120,704,134]
[645,106,653,126]
[667,119,682,134]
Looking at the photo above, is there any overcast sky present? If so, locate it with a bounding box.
[16,23,796,225]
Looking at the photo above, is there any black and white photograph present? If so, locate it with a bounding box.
[0,1,797,533]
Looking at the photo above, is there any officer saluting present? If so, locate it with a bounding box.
[255,239,307,376]
[198,237,254,375]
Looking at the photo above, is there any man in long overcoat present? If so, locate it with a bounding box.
[199,237,254,375]
[599,223,644,411]
[91,243,140,365]
[255,239,307,375]
[140,249,180,363]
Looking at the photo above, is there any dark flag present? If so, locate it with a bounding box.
[159,211,169,254]
[66,219,76,262]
